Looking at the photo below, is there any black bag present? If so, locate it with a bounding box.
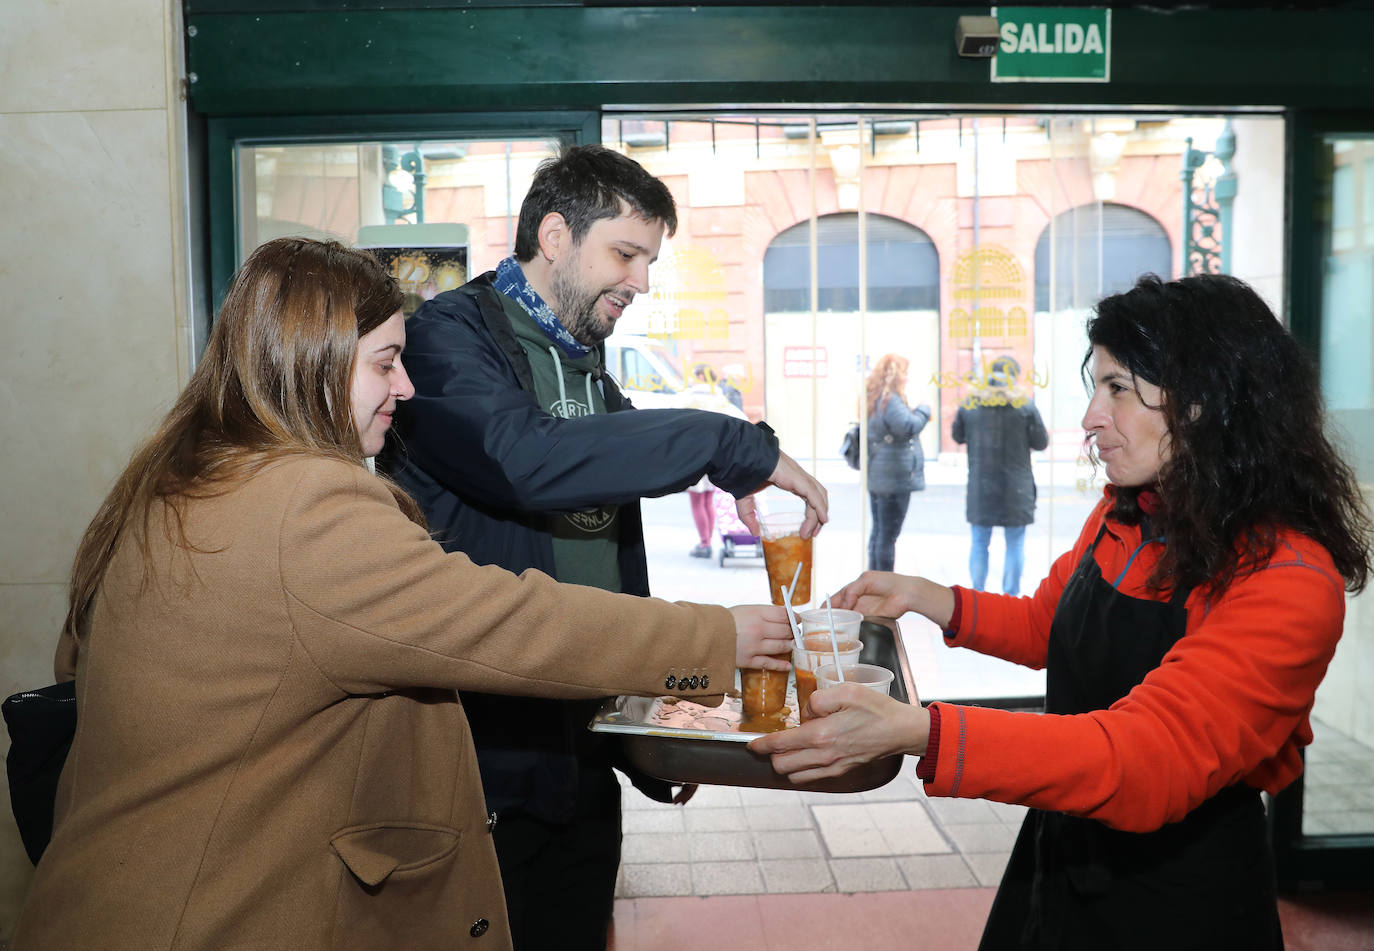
[841,423,861,470]
[3,680,77,864]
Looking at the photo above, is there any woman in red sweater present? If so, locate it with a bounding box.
[752,273,1372,950]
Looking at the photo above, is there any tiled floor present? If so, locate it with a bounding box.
[1303,717,1374,836]
[608,888,1374,951]
[614,756,1023,902]
[612,731,1374,950]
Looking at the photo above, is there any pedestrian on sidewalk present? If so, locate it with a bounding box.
[952,354,1048,596]
[865,354,931,572]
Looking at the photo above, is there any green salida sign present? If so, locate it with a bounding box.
[991,7,1111,83]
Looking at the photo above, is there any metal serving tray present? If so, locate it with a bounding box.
[590,618,914,793]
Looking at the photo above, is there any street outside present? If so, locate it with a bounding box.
[638,457,1100,702]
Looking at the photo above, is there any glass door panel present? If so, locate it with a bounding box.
[608,111,1284,703]
[1305,134,1374,839]
[231,114,1286,704]
[236,135,564,308]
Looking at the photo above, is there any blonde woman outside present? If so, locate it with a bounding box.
[864,354,931,571]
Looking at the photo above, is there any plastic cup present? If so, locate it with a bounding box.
[792,636,862,721]
[816,662,894,696]
[759,512,812,606]
[798,608,863,644]
[739,667,789,718]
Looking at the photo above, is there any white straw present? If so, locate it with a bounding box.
[782,575,805,653]
[825,594,845,683]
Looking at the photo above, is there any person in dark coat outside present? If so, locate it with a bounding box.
[380,144,827,951]
[952,355,1049,596]
[864,354,932,572]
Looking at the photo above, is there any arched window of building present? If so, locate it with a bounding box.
[1034,203,1171,311]
[764,213,938,312]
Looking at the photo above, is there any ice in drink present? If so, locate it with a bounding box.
[760,513,812,606]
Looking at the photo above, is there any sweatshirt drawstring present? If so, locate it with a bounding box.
[549,346,568,412]
[547,345,598,419]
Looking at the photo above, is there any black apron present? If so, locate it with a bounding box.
[978,523,1283,951]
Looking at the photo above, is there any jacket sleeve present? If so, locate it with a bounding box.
[398,299,779,512]
[1025,404,1049,452]
[911,403,933,436]
[927,532,1346,833]
[880,398,928,441]
[951,407,967,445]
[277,460,736,702]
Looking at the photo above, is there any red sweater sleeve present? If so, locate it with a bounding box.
[915,703,941,781]
[925,530,1345,832]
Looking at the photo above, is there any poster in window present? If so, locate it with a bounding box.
[365,246,468,318]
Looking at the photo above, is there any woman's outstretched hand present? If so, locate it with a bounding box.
[729,605,795,671]
[747,684,930,785]
[831,572,955,629]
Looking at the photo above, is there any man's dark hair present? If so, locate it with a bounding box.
[1082,272,1371,596]
[513,144,677,261]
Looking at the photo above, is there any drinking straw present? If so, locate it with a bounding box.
[782,563,806,652]
[824,593,845,683]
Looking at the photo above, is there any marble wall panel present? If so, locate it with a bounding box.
[0,0,167,114]
[0,109,181,583]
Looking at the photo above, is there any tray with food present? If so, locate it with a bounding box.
[589,617,914,793]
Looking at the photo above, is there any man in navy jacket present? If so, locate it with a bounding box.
[383,144,826,950]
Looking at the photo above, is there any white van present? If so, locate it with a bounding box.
[602,334,685,410]
[603,334,746,420]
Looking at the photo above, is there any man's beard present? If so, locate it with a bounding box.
[551,262,616,346]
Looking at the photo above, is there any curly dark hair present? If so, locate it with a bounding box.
[514,144,677,261]
[1083,273,1371,596]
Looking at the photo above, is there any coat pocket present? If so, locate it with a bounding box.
[331,822,460,887]
[332,822,490,948]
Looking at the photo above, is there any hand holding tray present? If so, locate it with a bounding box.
[590,618,913,793]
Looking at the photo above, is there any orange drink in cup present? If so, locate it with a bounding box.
[760,512,812,607]
[792,634,862,721]
[739,666,789,722]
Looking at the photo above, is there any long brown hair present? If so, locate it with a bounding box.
[865,353,909,414]
[65,238,421,638]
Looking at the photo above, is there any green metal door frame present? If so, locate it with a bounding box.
[1271,108,1374,892]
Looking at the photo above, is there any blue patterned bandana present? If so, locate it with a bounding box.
[493,255,591,359]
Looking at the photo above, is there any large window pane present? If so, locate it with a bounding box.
[232,116,1285,704]
[612,112,1284,703]
[237,136,563,306]
[1306,135,1374,838]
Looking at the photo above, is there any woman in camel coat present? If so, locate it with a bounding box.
[11,238,797,951]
